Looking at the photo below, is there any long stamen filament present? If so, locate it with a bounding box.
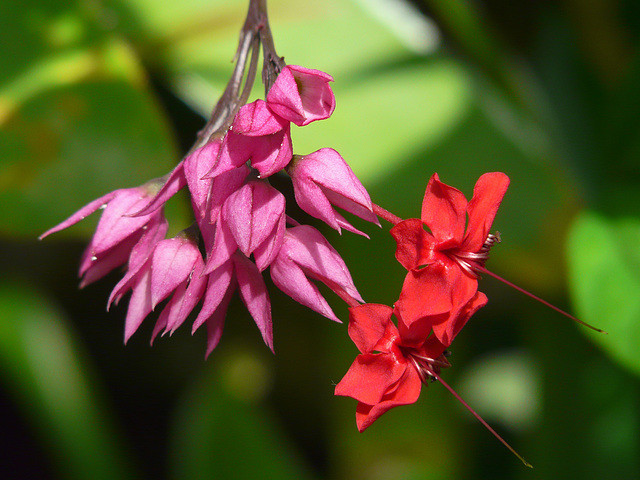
[476,266,606,334]
[429,369,533,469]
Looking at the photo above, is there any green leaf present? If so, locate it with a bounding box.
[567,211,640,375]
[0,78,179,237]
[0,1,179,237]
[0,280,138,480]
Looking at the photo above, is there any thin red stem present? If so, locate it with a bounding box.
[373,203,403,226]
[477,266,606,334]
[327,282,362,308]
[430,370,533,468]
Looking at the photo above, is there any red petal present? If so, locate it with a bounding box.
[354,367,422,432]
[433,292,487,345]
[416,334,447,360]
[420,173,468,246]
[461,172,510,252]
[348,304,395,354]
[432,274,484,346]
[391,219,434,270]
[334,353,406,405]
[394,263,455,340]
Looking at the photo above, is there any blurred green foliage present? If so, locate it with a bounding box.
[1,0,640,479]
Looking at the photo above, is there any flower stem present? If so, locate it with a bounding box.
[430,370,533,469]
[321,277,362,308]
[477,266,606,334]
[373,203,403,226]
[188,0,283,155]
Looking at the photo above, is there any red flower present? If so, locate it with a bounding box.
[335,304,451,432]
[392,172,509,276]
[391,172,508,344]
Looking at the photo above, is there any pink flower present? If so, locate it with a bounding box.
[270,225,363,321]
[192,252,273,353]
[39,181,167,286]
[218,180,286,271]
[288,148,378,236]
[214,100,293,178]
[266,65,335,126]
[117,228,205,343]
[335,304,450,432]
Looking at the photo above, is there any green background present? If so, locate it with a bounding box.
[2,0,640,478]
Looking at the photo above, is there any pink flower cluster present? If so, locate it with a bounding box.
[41,65,378,356]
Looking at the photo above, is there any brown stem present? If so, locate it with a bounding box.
[187,0,267,155]
[257,0,286,94]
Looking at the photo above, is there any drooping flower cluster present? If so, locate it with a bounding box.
[336,173,508,431]
[40,65,378,356]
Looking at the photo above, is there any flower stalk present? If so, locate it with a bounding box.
[189,0,284,155]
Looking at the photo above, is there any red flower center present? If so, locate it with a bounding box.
[400,347,452,384]
[446,232,501,278]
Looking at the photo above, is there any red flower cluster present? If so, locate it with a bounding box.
[336,172,509,431]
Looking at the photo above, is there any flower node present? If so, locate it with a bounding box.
[448,232,501,278]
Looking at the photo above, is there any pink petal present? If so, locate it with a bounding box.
[266,65,335,126]
[270,251,339,322]
[132,165,187,217]
[78,230,143,288]
[184,141,222,219]
[165,257,208,334]
[39,190,118,239]
[275,225,363,303]
[150,236,201,308]
[232,99,288,136]
[208,130,253,179]
[204,286,234,358]
[151,300,171,344]
[205,164,249,225]
[292,177,342,231]
[253,212,285,271]
[420,173,468,247]
[91,188,155,254]
[249,126,293,177]
[233,253,273,351]
[124,265,153,344]
[192,260,234,333]
[290,148,377,234]
[108,213,168,308]
[223,181,285,258]
[202,217,237,275]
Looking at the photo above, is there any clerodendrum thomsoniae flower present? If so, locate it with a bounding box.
[40,0,377,357]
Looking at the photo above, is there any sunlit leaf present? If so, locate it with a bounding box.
[567,211,640,375]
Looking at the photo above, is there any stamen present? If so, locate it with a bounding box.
[405,349,452,384]
[449,232,604,333]
[429,369,533,468]
[476,265,606,334]
[448,233,501,278]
